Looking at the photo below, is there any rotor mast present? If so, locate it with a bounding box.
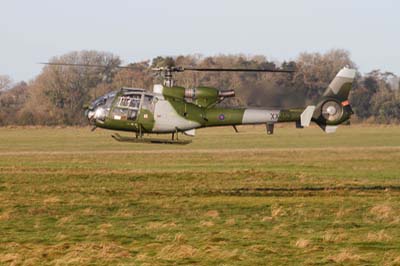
[151,67,184,87]
[163,68,175,87]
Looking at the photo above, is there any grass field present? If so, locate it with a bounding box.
[1,125,400,265]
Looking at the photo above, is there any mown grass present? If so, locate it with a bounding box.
[0,125,400,265]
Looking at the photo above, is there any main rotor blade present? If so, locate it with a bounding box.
[182,67,294,73]
[40,63,295,73]
[39,62,132,69]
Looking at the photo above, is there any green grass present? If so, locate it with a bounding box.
[1,125,400,265]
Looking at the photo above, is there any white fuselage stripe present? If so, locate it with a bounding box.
[242,109,280,124]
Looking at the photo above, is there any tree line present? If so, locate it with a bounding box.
[0,49,399,126]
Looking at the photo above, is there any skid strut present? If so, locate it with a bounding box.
[111,133,191,145]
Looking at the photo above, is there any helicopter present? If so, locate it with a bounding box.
[42,63,356,144]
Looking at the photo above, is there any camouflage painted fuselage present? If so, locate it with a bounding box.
[89,88,302,134]
[87,67,356,135]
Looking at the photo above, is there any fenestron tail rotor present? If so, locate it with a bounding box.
[321,100,343,122]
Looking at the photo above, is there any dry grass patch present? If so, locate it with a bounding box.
[335,207,354,219]
[271,206,286,218]
[98,223,112,234]
[155,233,171,241]
[387,256,400,266]
[136,253,148,261]
[43,196,61,204]
[146,221,177,230]
[248,245,265,253]
[367,230,392,242]
[200,220,214,227]
[370,203,396,222]
[295,238,310,248]
[225,218,236,225]
[203,246,240,260]
[327,249,364,263]
[261,216,273,222]
[0,210,11,221]
[323,229,347,243]
[82,208,96,215]
[0,243,132,265]
[157,244,197,260]
[0,253,21,264]
[55,233,68,241]
[174,233,186,243]
[55,243,131,261]
[204,210,219,218]
[115,208,134,217]
[272,223,290,236]
[56,216,74,226]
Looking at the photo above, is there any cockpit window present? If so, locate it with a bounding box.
[88,91,117,121]
[112,93,142,121]
[91,91,116,109]
[142,95,154,112]
[117,95,141,109]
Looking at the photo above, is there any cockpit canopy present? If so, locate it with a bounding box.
[89,91,116,110]
[87,88,154,123]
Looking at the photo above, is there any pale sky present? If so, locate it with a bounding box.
[0,0,399,81]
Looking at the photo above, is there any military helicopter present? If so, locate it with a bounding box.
[42,62,356,144]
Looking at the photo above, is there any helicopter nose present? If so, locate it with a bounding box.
[87,107,106,122]
[86,109,95,122]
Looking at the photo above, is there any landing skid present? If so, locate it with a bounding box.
[111,133,192,145]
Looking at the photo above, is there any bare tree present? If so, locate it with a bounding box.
[0,75,12,92]
[294,49,356,102]
[29,50,121,125]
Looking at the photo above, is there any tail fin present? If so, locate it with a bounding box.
[301,67,356,133]
[322,67,356,102]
